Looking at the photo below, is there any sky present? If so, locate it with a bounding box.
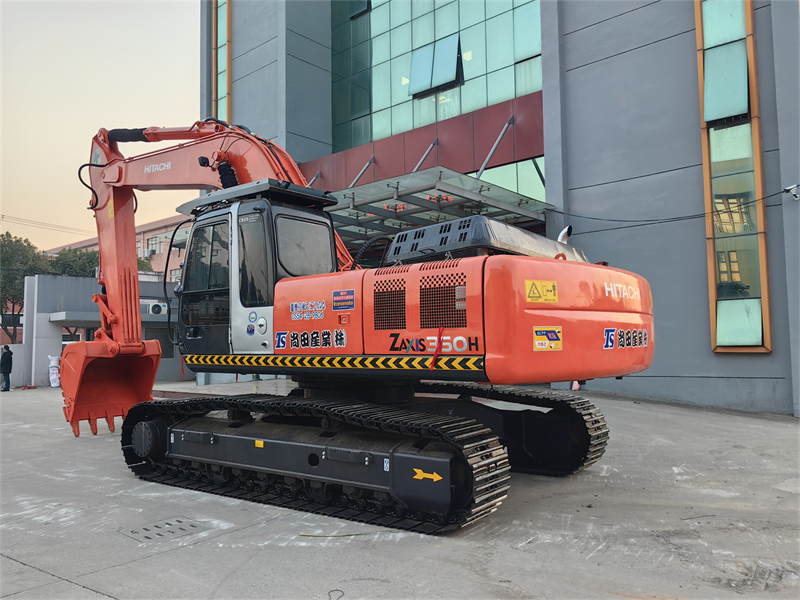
[1,1,201,251]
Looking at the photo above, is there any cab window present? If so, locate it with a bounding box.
[275,216,334,277]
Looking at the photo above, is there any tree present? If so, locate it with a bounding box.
[0,232,51,343]
[51,247,154,277]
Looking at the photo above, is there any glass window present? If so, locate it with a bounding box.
[238,213,269,307]
[170,268,181,283]
[333,122,352,152]
[431,34,459,88]
[147,237,162,255]
[704,40,748,122]
[460,0,485,29]
[352,114,372,146]
[333,78,351,125]
[332,0,351,28]
[486,0,513,19]
[392,23,412,58]
[461,76,487,114]
[392,101,414,135]
[333,50,351,78]
[709,122,753,177]
[183,222,229,292]
[434,1,459,39]
[372,108,392,140]
[702,0,746,49]
[332,22,351,54]
[716,298,762,345]
[371,3,390,37]
[136,240,142,257]
[461,23,486,81]
[412,13,435,49]
[436,87,461,121]
[518,157,546,202]
[217,44,227,73]
[217,97,227,121]
[351,70,371,119]
[276,217,334,277]
[409,44,434,95]
[391,52,413,104]
[714,235,760,297]
[487,66,515,105]
[711,172,757,236]
[217,3,227,47]
[217,71,227,100]
[372,61,392,111]
[515,56,542,96]
[486,12,515,72]
[372,32,390,65]
[352,12,370,45]
[435,0,456,8]
[412,0,434,19]
[352,41,370,73]
[479,163,517,192]
[391,0,412,26]
[414,95,437,127]
[514,0,541,61]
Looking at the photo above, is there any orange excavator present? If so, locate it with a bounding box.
[62,119,654,533]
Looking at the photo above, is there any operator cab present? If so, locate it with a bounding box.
[175,181,338,356]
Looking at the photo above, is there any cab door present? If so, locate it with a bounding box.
[230,201,276,353]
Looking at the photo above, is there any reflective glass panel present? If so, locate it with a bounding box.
[371,3,391,37]
[409,44,434,95]
[714,234,761,298]
[461,76,487,114]
[391,52,413,104]
[412,0,434,19]
[461,23,486,81]
[217,97,227,121]
[486,12,515,72]
[333,122,352,152]
[351,70,371,119]
[414,95,437,127]
[518,157,546,202]
[372,32,390,65]
[716,298,762,346]
[352,41,371,73]
[431,34,459,88]
[332,0,351,28]
[704,40,748,122]
[238,214,269,307]
[702,0,746,49]
[352,114,372,147]
[333,50,351,78]
[460,0,485,29]
[486,0,513,19]
[514,0,541,61]
[392,23,412,57]
[372,61,392,110]
[709,122,753,177]
[515,56,542,96]
[711,171,757,237]
[276,217,334,277]
[436,87,461,121]
[217,44,227,72]
[217,4,227,47]
[412,13,435,49]
[217,71,227,99]
[434,1,459,39]
[480,163,517,192]
[333,78,351,125]
[352,12,370,45]
[372,108,392,140]
[332,22,351,54]
[487,66,515,105]
[435,0,456,8]
[392,101,414,135]
[391,0,412,26]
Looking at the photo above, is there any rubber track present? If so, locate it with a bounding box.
[415,382,610,475]
[122,394,511,534]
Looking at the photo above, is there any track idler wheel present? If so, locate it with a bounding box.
[131,419,168,460]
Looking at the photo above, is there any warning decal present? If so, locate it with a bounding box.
[533,326,563,351]
[525,280,558,303]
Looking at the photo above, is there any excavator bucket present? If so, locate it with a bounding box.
[60,340,161,437]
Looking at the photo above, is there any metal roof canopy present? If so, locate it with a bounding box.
[325,167,552,250]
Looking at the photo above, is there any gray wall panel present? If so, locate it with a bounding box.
[561,0,657,35]
[285,56,332,152]
[754,4,779,152]
[286,0,331,49]
[232,38,279,83]
[232,1,279,56]
[564,31,701,190]
[231,62,280,142]
[286,133,333,166]
[563,0,695,72]
[286,29,331,71]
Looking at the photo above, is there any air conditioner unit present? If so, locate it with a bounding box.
[141,301,169,315]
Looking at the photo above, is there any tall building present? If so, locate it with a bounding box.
[196,0,796,417]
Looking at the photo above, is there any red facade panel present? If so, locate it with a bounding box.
[513,92,544,160]
[373,135,406,180]
[402,123,438,173]
[344,143,376,188]
[473,101,514,171]
[437,114,476,173]
[299,158,322,190]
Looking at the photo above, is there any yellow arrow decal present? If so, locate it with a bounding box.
[412,468,443,482]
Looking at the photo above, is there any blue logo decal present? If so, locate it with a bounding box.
[249,311,257,323]
[534,329,561,342]
[603,328,616,349]
[275,331,288,350]
[246,324,255,336]
[332,289,355,311]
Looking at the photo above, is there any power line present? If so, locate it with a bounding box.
[0,215,96,237]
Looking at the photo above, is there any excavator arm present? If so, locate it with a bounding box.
[62,120,350,436]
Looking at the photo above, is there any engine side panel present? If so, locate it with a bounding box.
[483,255,654,384]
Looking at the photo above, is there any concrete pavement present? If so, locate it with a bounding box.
[1,382,798,599]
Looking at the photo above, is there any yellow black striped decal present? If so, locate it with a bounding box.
[184,354,484,372]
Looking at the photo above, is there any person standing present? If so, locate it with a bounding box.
[1,345,12,392]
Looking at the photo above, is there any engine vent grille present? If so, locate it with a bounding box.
[420,273,467,329]
[375,265,411,276]
[419,259,461,271]
[374,279,406,330]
